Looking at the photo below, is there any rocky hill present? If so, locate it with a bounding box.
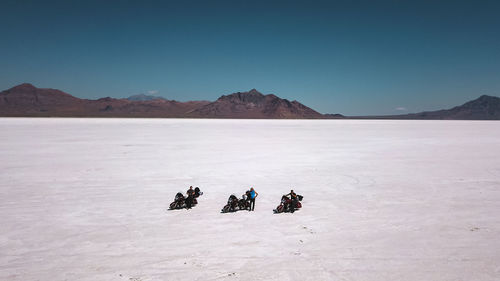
[0,83,209,117]
[403,95,500,120]
[188,89,323,119]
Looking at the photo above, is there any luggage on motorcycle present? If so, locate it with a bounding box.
[194,187,203,198]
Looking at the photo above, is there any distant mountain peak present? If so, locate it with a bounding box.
[247,88,261,94]
[189,89,323,118]
[2,83,75,98]
[231,89,264,96]
[386,94,500,120]
[475,94,498,102]
[461,94,499,106]
[7,83,37,92]
[127,93,166,101]
[16,82,36,88]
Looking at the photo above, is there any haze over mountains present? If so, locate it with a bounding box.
[127,94,167,101]
[0,83,499,119]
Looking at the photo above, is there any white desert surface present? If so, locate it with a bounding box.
[1,118,499,281]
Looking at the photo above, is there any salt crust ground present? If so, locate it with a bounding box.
[0,118,499,281]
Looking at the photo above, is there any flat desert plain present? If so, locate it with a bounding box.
[1,118,499,281]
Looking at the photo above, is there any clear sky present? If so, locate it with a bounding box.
[1,0,499,115]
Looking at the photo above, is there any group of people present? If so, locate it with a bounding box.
[169,186,303,214]
[274,189,304,213]
[221,187,258,213]
[169,186,203,210]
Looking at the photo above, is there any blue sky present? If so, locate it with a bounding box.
[1,0,499,115]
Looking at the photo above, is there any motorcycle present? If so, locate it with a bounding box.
[273,194,303,213]
[221,195,239,213]
[238,194,251,210]
[169,192,186,210]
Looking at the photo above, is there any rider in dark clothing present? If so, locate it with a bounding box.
[185,186,195,209]
[187,186,195,196]
[286,189,298,213]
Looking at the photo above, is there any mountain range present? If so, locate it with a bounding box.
[1,83,499,119]
[400,95,500,120]
[0,83,326,118]
[352,95,500,120]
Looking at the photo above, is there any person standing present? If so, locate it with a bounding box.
[287,189,298,213]
[185,186,195,209]
[249,187,258,211]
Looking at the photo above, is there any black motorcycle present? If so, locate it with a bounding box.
[238,194,251,210]
[169,192,186,210]
[274,194,303,213]
[221,195,239,213]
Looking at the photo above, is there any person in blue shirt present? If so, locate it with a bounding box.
[249,187,258,211]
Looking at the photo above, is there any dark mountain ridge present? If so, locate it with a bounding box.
[0,83,209,117]
[0,84,325,118]
[188,89,324,118]
[404,95,500,120]
[352,95,500,120]
[2,83,497,119]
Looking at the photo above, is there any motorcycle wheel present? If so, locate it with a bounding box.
[276,205,284,213]
[222,205,231,213]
